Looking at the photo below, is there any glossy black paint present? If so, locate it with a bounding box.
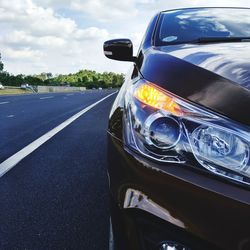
[105,7,250,250]
[159,43,250,90]
[107,134,250,250]
[103,39,136,62]
[139,46,250,126]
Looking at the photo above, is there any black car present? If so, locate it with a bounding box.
[104,7,250,250]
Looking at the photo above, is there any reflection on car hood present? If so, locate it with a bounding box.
[160,43,250,90]
[139,44,250,125]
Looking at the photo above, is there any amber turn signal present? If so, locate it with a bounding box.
[134,83,183,116]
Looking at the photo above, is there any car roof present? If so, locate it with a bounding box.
[161,6,250,13]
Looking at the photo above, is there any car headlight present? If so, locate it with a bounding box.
[124,79,250,186]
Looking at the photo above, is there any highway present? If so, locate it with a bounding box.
[0,90,117,249]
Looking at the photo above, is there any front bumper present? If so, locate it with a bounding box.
[107,133,250,250]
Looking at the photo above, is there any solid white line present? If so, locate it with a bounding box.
[0,91,117,177]
[0,101,9,105]
[39,96,54,100]
[109,218,114,250]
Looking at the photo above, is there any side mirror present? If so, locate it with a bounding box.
[103,39,136,62]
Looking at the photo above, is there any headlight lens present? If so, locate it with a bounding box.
[124,79,250,186]
[144,113,181,150]
[191,126,249,171]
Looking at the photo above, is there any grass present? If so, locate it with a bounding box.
[0,88,33,95]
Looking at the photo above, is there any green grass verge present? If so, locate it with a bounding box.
[0,88,33,95]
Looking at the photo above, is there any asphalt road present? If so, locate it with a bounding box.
[0,90,117,249]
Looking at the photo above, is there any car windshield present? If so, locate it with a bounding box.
[155,8,250,45]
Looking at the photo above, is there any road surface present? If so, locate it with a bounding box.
[0,90,117,249]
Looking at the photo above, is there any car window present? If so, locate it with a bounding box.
[156,8,250,45]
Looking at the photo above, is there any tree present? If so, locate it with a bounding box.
[0,64,125,88]
[0,53,4,72]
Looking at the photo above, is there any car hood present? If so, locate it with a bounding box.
[139,43,250,126]
[160,43,250,90]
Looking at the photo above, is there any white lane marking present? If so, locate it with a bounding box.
[109,218,114,250]
[0,91,117,177]
[0,101,9,105]
[7,115,14,118]
[39,96,54,100]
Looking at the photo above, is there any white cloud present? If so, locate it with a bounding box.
[74,27,109,41]
[1,0,250,75]
[0,1,76,37]
[71,0,138,22]
[2,31,66,48]
[33,0,139,21]
[4,47,44,60]
[0,0,115,74]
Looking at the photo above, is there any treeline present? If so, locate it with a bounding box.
[0,72,44,86]
[0,54,124,89]
[0,70,124,89]
[47,70,124,89]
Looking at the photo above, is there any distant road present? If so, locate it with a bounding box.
[0,90,117,249]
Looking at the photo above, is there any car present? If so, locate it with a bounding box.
[0,83,4,89]
[20,83,29,89]
[103,7,250,250]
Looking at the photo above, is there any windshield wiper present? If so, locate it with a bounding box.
[189,36,250,44]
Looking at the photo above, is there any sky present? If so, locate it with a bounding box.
[0,0,250,75]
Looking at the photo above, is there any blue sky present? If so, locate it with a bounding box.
[0,0,250,75]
